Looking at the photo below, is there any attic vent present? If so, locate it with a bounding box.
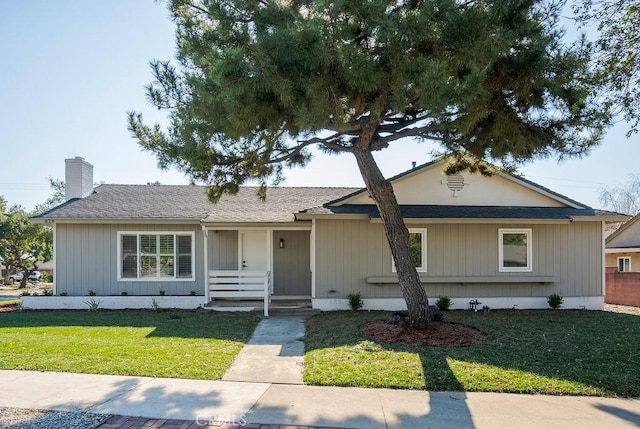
[442,174,468,197]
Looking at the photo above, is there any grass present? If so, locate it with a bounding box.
[0,310,259,379]
[304,310,640,397]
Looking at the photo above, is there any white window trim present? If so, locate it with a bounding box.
[498,228,532,273]
[617,256,631,272]
[392,228,427,273]
[117,231,196,282]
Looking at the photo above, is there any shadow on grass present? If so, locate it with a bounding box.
[0,310,259,341]
[304,310,640,397]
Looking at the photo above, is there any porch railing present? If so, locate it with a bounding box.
[208,270,271,317]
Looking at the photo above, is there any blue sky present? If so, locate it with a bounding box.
[0,1,638,212]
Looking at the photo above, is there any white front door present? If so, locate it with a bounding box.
[240,231,268,270]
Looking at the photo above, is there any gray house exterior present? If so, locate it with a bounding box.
[32,157,627,310]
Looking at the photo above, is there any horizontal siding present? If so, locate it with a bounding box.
[605,252,640,272]
[56,224,203,296]
[314,220,603,299]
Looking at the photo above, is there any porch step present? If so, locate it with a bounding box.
[205,299,319,317]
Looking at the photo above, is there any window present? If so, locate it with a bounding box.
[392,228,427,273]
[118,232,194,281]
[618,257,631,272]
[498,229,532,272]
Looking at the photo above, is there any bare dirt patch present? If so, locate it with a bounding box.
[604,304,640,315]
[361,320,487,347]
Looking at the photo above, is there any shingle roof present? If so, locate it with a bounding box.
[300,204,618,219]
[200,187,359,223]
[33,184,358,223]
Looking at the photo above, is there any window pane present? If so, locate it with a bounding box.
[502,233,528,267]
[177,255,192,278]
[160,256,174,277]
[140,235,156,255]
[409,232,423,268]
[619,258,630,272]
[159,235,174,254]
[140,256,157,277]
[177,235,192,278]
[177,235,191,254]
[121,235,138,278]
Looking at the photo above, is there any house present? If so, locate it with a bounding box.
[30,156,627,311]
[604,213,640,306]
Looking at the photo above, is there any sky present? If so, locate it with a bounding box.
[0,1,638,212]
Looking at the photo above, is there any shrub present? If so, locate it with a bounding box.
[85,298,102,311]
[121,291,128,296]
[547,293,564,309]
[59,290,68,296]
[190,289,196,296]
[436,296,452,311]
[88,290,96,296]
[41,272,53,282]
[346,292,363,311]
[159,290,166,296]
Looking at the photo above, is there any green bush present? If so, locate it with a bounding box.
[346,292,363,311]
[41,272,53,282]
[88,290,96,296]
[436,296,452,311]
[547,293,564,309]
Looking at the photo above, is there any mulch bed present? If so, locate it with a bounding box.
[0,306,16,313]
[361,320,487,347]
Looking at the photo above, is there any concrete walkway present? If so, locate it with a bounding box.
[0,370,639,428]
[222,316,305,384]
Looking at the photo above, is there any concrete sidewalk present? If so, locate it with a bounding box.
[222,316,306,384]
[0,370,639,428]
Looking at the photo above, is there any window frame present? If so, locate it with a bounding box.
[617,256,631,272]
[117,231,195,282]
[498,228,532,273]
[392,228,427,273]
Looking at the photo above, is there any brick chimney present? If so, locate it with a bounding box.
[65,157,94,201]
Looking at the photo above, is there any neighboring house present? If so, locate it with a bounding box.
[31,156,627,310]
[605,213,640,273]
[605,213,640,307]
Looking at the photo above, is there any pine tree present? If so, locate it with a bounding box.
[129,0,608,329]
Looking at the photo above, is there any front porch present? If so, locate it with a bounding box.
[203,227,313,315]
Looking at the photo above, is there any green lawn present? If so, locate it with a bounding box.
[304,310,640,397]
[0,310,259,379]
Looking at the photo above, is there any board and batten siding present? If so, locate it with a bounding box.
[208,230,238,270]
[314,219,603,299]
[272,230,311,296]
[55,223,204,296]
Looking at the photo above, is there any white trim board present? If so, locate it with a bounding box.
[312,296,604,311]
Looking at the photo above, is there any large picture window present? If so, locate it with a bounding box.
[118,232,194,281]
[392,228,427,273]
[498,228,532,272]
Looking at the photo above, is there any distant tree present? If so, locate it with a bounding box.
[0,205,52,288]
[599,175,640,216]
[575,0,640,134]
[32,177,66,216]
[130,0,609,329]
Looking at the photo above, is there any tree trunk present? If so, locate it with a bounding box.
[352,149,431,329]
